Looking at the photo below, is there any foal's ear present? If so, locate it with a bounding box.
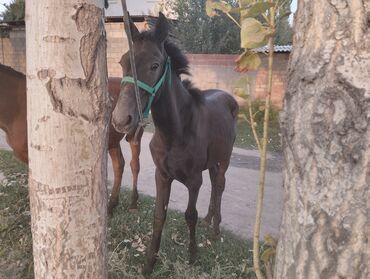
[119,55,125,68]
[128,15,140,38]
[154,12,169,44]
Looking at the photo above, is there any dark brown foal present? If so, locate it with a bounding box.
[111,14,238,275]
[0,65,142,214]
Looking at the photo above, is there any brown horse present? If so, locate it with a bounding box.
[112,14,238,275]
[0,63,142,215]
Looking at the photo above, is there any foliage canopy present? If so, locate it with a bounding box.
[165,0,291,54]
[165,0,241,54]
[0,0,25,22]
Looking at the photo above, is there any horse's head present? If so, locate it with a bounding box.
[112,13,169,134]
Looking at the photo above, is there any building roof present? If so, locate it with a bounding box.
[105,0,165,17]
[254,45,292,53]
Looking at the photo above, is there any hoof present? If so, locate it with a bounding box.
[210,231,221,241]
[188,244,197,264]
[107,200,118,217]
[199,218,212,227]
[128,207,139,214]
[129,201,138,211]
[188,255,196,265]
[107,206,115,217]
[142,264,153,278]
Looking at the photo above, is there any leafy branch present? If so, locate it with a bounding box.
[206,1,291,278]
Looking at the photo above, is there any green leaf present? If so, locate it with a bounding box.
[242,2,275,18]
[235,51,261,72]
[264,234,277,248]
[229,7,241,14]
[261,247,276,263]
[206,0,217,17]
[235,75,250,89]
[238,113,248,122]
[205,0,232,17]
[278,11,291,20]
[240,18,270,48]
[240,0,254,7]
[235,88,249,99]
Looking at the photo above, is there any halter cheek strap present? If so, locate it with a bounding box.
[121,57,171,118]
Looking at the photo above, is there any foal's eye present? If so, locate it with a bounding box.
[150,63,160,71]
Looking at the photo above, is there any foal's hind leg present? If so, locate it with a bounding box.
[185,174,202,263]
[128,130,143,210]
[212,162,229,239]
[107,146,125,216]
[203,165,218,226]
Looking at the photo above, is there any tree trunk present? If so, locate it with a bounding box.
[26,1,110,278]
[275,1,370,278]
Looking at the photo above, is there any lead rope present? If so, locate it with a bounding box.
[120,0,147,144]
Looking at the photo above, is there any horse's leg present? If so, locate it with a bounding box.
[143,169,172,276]
[107,146,125,216]
[185,174,202,264]
[203,165,218,226]
[128,130,143,210]
[6,128,28,163]
[212,162,229,239]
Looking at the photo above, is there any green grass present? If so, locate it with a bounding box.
[234,120,281,152]
[0,151,33,279]
[235,101,282,152]
[0,150,260,279]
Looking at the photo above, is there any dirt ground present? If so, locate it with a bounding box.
[0,130,283,239]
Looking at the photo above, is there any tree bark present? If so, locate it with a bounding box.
[274,1,370,278]
[26,1,110,278]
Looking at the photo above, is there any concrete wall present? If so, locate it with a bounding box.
[0,23,289,109]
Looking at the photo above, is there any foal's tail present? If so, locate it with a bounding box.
[226,94,239,122]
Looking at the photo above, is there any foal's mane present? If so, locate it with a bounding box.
[133,31,190,77]
[0,63,25,78]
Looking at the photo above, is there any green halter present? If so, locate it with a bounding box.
[121,58,171,118]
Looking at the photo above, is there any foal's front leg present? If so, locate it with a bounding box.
[128,129,143,210]
[107,146,124,216]
[185,174,202,263]
[143,169,172,276]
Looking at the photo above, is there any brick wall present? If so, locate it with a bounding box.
[0,23,289,109]
[187,53,289,109]
[0,23,147,77]
[0,27,26,73]
[105,22,147,77]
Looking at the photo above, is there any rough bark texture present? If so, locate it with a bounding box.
[26,1,110,278]
[275,1,370,278]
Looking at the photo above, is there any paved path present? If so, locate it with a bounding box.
[0,130,283,239]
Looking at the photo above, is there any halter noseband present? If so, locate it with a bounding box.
[121,57,171,118]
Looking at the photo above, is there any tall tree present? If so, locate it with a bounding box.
[275,1,370,278]
[166,0,240,54]
[274,0,292,45]
[0,0,25,21]
[26,0,110,278]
